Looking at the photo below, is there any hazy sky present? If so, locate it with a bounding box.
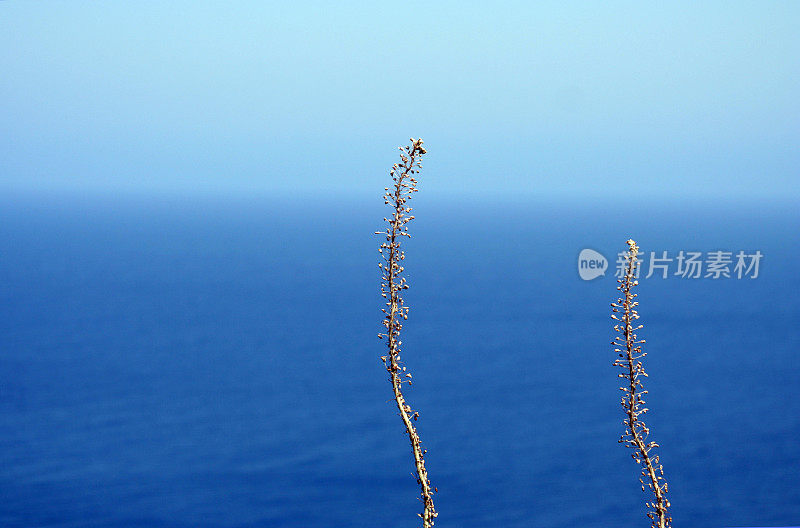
[1,2,798,201]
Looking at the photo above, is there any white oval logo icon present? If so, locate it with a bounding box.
[578,249,608,281]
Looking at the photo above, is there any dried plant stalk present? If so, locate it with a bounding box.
[376,138,437,527]
[612,239,672,528]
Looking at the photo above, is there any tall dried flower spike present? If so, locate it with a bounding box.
[612,239,672,528]
[376,138,436,528]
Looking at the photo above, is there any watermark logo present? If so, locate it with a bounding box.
[578,249,608,281]
[578,247,763,280]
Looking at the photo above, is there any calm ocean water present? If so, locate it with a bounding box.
[0,192,797,527]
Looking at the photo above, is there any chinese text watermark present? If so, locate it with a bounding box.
[578,249,763,281]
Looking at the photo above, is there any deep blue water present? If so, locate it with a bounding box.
[0,192,798,527]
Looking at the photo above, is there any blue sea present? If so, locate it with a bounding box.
[1,191,798,527]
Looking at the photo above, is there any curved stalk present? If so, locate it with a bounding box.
[612,239,672,528]
[376,138,436,527]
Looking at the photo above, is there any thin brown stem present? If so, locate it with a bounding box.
[613,239,671,528]
[377,138,436,527]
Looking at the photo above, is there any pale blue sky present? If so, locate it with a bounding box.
[1,1,798,201]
